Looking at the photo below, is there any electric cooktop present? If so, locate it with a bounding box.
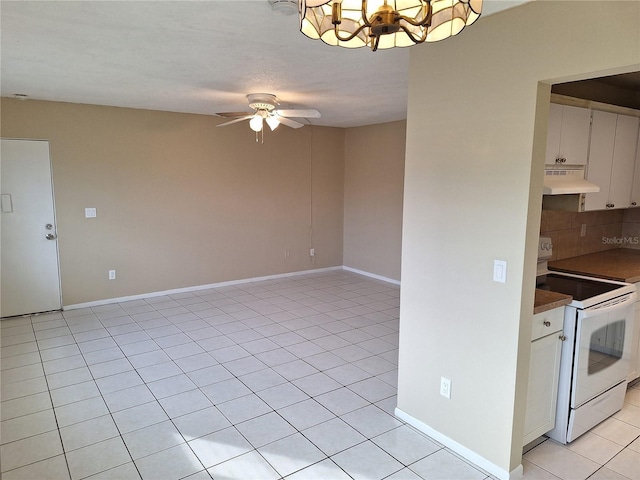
[537,273,626,302]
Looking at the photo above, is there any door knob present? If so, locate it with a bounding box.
[45,233,56,240]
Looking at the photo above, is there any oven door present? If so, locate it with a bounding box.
[570,292,637,408]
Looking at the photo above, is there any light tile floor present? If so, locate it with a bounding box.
[523,380,640,480]
[1,270,638,480]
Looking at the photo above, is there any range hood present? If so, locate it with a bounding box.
[543,165,600,195]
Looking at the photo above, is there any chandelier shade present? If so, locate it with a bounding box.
[299,0,482,50]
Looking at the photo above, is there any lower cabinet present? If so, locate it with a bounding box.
[524,308,564,446]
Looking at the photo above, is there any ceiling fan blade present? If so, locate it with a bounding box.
[216,111,253,118]
[277,116,305,129]
[275,109,321,118]
[216,115,253,127]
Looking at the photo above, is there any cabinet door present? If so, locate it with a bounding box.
[559,105,591,165]
[609,115,640,209]
[524,332,563,445]
[585,110,616,211]
[629,125,640,207]
[545,105,591,165]
[545,104,563,164]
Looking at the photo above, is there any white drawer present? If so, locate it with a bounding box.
[532,307,564,341]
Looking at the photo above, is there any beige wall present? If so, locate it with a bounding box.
[343,121,405,281]
[398,1,639,478]
[1,99,345,305]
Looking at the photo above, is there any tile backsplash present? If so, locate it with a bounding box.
[540,209,625,261]
[622,208,640,250]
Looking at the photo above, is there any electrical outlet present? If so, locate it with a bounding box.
[108,270,116,280]
[440,377,451,399]
[310,248,315,257]
[581,224,587,237]
[284,250,290,259]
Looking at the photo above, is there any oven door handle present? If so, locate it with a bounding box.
[581,292,637,318]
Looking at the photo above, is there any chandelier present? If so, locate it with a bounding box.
[299,0,482,51]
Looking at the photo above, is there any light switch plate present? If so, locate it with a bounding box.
[493,260,507,283]
[1,194,13,213]
[85,208,97,218]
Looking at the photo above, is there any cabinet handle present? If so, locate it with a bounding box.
[559,335,567,341]
[632,202,637,207]
[606,203,615,209]
[555,157,566,164]
[543,321,551,327]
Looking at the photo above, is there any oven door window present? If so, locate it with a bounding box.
[589,320,625,374]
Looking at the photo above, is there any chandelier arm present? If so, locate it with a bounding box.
[361,0,372,27]
[333,22,369,42]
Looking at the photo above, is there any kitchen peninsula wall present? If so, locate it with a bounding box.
[540,208,625,261]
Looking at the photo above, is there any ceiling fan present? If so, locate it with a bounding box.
[215,93,321,133]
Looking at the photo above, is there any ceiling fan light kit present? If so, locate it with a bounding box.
[298,0,482,51]
[249,115,265,132]
[265,116,281,131]
[216,93,321,142]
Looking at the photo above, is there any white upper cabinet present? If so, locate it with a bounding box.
[545,104,592,166]
[610,115,640,208]
[586,111,617,210]
[585,111,640,211]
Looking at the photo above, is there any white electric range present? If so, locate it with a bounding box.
[536,238,637,444]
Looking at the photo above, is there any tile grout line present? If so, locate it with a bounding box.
[1,272,516,480]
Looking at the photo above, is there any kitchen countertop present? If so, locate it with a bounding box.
[548,248,640,284]
[534,289,572,314]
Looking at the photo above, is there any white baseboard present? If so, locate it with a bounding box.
[342,266,400,285]
[63,266,343,310]
[394,407,523,480]
[64,265,402,311]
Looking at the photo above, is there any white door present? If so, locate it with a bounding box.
[1,139,61,317]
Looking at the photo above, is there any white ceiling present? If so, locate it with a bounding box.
[1,0,528,128]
